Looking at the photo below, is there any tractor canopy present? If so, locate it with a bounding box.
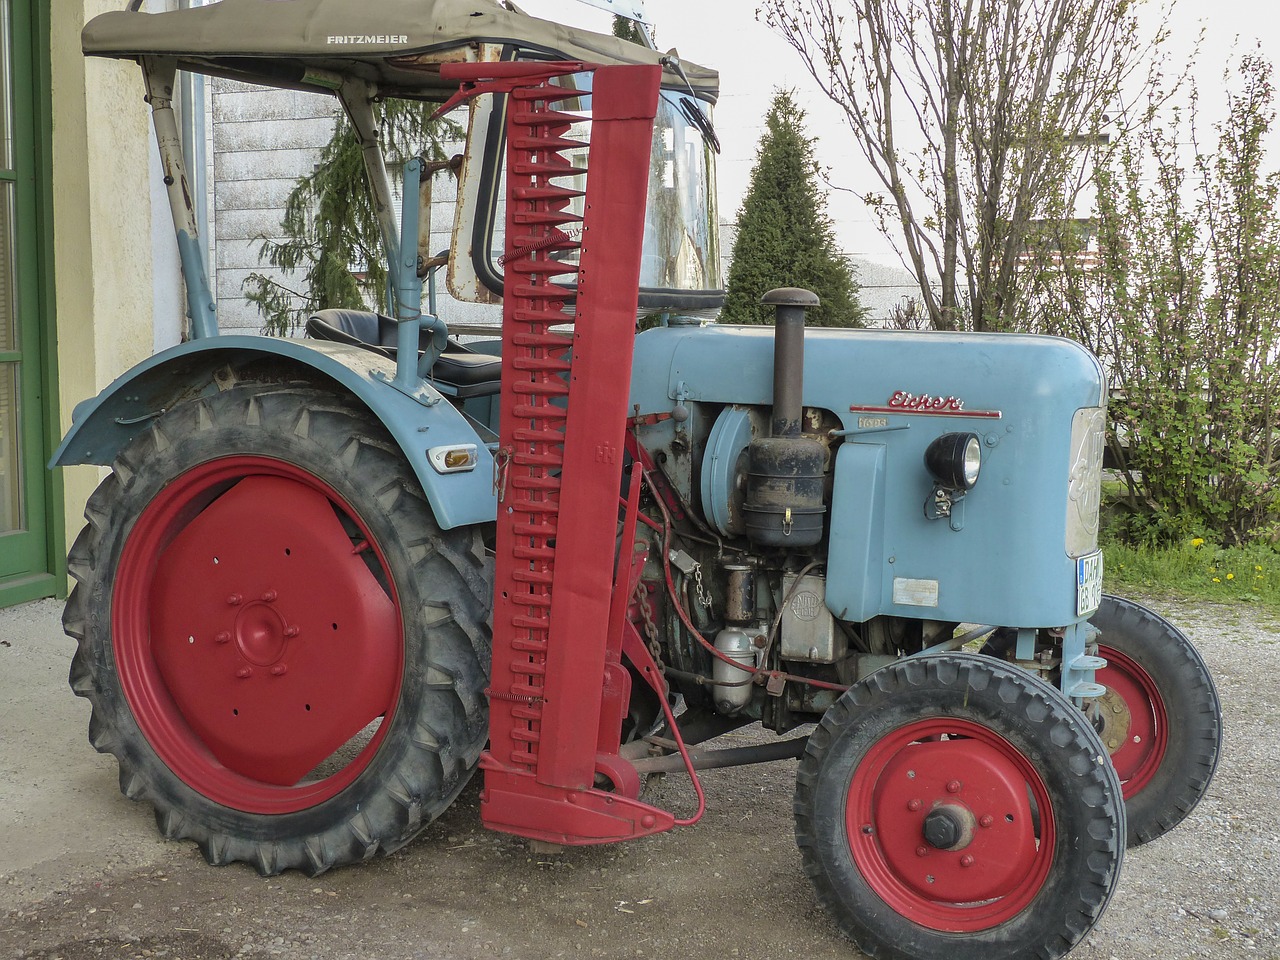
[85,0,724,313]
[81,0,718,103]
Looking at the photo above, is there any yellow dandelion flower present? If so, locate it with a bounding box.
[1256,565,1263,572]
[1212,577,1221,583]
[1191,538,1205,547]
[1226,572,1235,580]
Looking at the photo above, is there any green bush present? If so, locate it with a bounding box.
[1035,55,1280,545]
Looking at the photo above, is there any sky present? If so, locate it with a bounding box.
[518,0,1280,269]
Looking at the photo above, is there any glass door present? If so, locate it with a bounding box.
[0,0,49,588]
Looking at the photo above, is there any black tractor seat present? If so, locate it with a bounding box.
[305,309,502,397]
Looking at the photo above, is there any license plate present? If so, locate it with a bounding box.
[1076,551,1104,616]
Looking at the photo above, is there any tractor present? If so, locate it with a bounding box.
[58,3,1222,959]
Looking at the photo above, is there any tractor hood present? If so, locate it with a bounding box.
[82,0,718,102]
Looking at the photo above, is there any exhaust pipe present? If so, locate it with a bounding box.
[767,288,815,438]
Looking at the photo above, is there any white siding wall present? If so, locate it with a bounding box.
[208,82,500,335]
[211,79,339,336]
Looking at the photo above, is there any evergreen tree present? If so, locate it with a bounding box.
[245,101,460,335]
[721,90,865,327]
[611,14,647,44]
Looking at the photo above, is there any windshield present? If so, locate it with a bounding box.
[471,71,723,314]
[642,89,722,304]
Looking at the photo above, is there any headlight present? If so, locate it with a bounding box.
[1066,408,1106,557]
[924,432,982,491]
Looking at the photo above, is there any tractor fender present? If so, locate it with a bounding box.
[51,336,498,530]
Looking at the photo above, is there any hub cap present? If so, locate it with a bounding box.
[113,457,403,814]
[1096,644,1168,797]
[845,718,1055,932]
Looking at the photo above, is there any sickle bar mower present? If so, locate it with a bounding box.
[443,61,679,843]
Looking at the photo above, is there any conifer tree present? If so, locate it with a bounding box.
[721,90,865,327]
[245,101,460,335]
[611,14,647,44]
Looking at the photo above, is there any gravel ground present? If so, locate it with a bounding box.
[0,595,1275,960]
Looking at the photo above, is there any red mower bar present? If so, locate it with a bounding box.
[457,60,677,845]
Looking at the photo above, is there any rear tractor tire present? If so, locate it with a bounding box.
[794,653,1124,960]
[63,384,492,875]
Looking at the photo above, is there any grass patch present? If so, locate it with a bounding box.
[1104,536,1280,612]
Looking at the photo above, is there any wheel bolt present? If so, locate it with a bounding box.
[907,799,923,812]
[960,855,975,868]
[284,625,300,638]
[262,590,278,603]
[270,664,288,677]
[1108,738,1120,749]
[227,594,243,606]
[946,780,962,794]
[916,846,929,857]
[235,667,252,679]
[215,632,231,645]
[979,815,994,828]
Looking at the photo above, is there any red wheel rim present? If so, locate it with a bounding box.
[845,718,1055,932]
[1096,645,1168,797]
[114,456,404,814]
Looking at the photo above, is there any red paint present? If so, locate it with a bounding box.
[459,61,674,842]
[114,458,402,813]
[1097,645,1169,797]
[845,718,1055,932]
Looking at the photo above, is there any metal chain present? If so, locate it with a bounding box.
[635,581,666,676]
[691,562,713,615]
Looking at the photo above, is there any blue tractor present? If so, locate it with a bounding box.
[57,3,1220,959]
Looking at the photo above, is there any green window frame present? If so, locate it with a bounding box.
[0,0,61,607]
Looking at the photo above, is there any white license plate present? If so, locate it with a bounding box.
[1076,551,1104,616]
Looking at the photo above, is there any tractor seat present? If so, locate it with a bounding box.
[305,309,502,394]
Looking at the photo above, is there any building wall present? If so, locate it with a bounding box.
[50,0,162,548]
[211,79,339,336]
[207,83,498,335]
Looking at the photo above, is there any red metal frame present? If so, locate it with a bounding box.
[442,61,676,843]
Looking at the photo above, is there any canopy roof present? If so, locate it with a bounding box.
[82,0,718,101]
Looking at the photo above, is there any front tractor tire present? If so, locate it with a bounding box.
[63,384,492,875]
[795,654,1124,960]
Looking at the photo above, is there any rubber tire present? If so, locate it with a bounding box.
[1090,594,1221,846]
[795,653,1124,960]
[63,384,493,876]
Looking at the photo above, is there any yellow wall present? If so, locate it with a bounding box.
[49,1,159,546]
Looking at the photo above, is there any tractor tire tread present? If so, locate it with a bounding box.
[64,382,492,878]
[794,653,1123,960]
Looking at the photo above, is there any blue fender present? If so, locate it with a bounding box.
[51,336,497,531]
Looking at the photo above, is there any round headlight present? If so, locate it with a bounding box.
[924,432,982,491]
